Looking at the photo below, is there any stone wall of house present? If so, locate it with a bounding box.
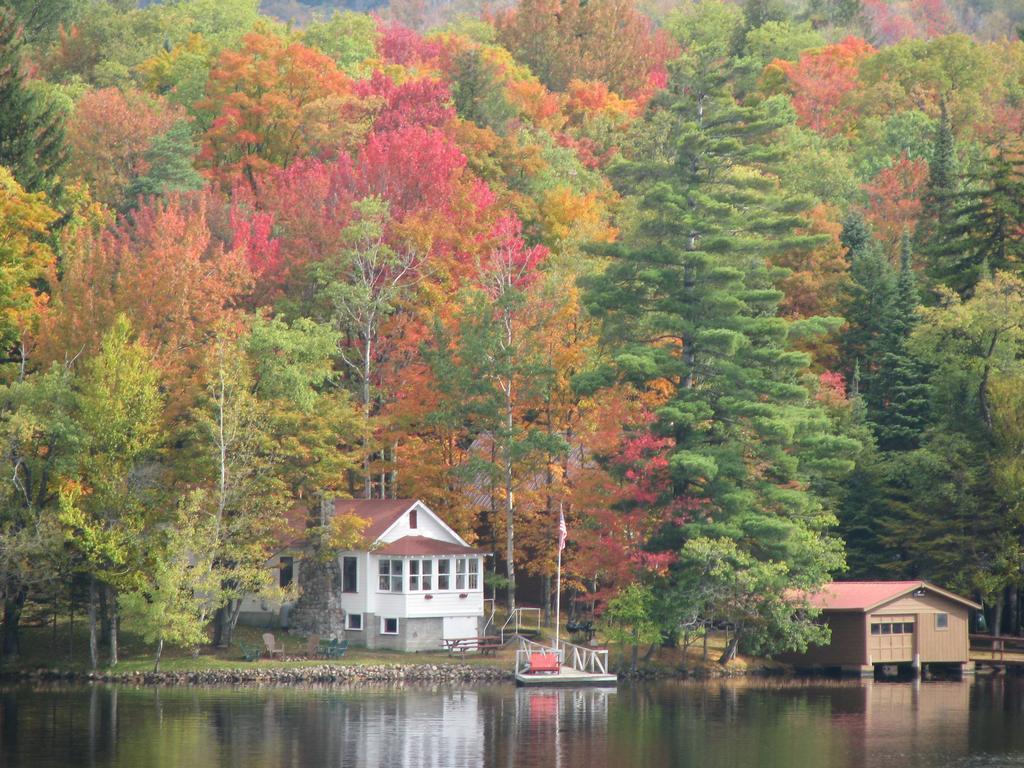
[288,556,346,639]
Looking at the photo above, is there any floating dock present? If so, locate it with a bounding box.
[514,637,618,687]
[515,665,618,686]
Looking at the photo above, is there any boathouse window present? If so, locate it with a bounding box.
[468,557,479,589]
[438,559,450,590]
[346,613,362,631]
[409,509,417,529]
[279,557,293,588]
[378,559,404,592]
[343,556,358,593]
[381,617,399,635]
[455,558,467,590]
[936,612,949,630]
[871,621,916,635]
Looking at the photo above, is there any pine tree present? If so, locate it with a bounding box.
[0,9,66,196]
[927,137,1024,296]
[839,212,896,399]
[915,100,956,261]
[126,120,205,205]
[870,233,931,451]
[583,10,856,651]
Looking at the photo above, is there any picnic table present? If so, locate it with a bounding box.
[443,636,503,657]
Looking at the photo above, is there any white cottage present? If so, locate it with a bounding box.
[280,499,487,651]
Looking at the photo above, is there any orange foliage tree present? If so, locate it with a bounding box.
[199,31,372,189]
[40,193,251,407]
[67,88,185,209]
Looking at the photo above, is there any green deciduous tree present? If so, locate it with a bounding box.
[117,499,214,671]
[59,315,164,669]
[600,583,662,673]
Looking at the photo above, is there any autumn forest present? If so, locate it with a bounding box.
[2,0,1024,667]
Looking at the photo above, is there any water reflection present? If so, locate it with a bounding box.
[4,678,1024,768]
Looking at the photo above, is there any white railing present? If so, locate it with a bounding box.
[501,607,542,644]
[556,638,609,675]
[482,598,496,636]
[516,636,562,675]
[514,635,610,676]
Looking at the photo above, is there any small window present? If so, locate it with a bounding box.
[881,623,892,635]
[455,558,467,590]
[279,556,294,588]
[421,559,432,591]
[871,623,881,635]
[438,559,450,590]
[468,557,479,590]
[378,559,404,592]
[409,509,417,529]
[343,556,358,593]
[892,623,903,635]
[903,622,914,634]
[409,559,420,591]
[381,617,399,635]
[936,612,949,630]
[346,613,363,631]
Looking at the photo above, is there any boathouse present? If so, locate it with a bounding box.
[787,580,981,675]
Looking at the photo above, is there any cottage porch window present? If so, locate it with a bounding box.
[455,557,480,590]
[438,559,450,590]
[378,559,404,592]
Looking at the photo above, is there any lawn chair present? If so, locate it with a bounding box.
[323,638,348,659]
[262,632,285,658]
[305,634,321,658]
[239,641,261,661]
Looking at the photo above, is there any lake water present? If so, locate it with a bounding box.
[4,677,1024,767]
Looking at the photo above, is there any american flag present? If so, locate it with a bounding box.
[557,509,567,552]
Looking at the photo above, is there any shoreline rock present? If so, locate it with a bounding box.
[1,663,515,687]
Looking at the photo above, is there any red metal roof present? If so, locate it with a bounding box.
[806,580,981,611]
[374,535,485,556]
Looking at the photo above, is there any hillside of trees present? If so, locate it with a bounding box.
[3,0,1024,668]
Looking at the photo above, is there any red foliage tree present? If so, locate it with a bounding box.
[863,153,929,257]
[770,37,877,137]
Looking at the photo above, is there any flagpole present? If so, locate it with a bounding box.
[554,503,563,656]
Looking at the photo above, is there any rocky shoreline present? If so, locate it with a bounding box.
[2,663,516,687]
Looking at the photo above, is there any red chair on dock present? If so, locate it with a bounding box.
[528,652,561,674]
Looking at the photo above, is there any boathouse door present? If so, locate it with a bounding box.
[869,615,915,663]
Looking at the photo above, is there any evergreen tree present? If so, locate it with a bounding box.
[870,233,931,451]
[927,137,1024,296]
[0,9,66,196]
[839,212,896,400]
[126,120,205,205]
[915,100,956,261]
[583,2,856,653]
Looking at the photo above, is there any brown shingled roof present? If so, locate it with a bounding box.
[374,535,485,556]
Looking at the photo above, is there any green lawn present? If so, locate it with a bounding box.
[1,616,515,674]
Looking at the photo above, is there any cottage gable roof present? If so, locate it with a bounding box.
[807,580,981,612]
[374,536,484,556]
[331,498,419,541]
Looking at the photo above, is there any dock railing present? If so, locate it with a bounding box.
[556,638,610,675]
[501,607,542,644]
[515,635,610,676]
